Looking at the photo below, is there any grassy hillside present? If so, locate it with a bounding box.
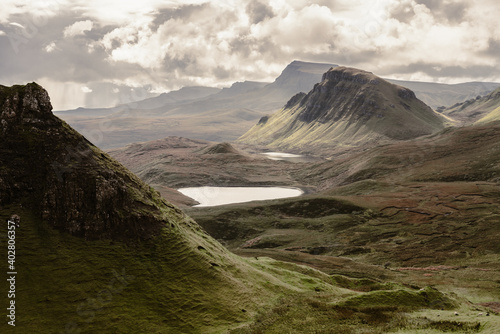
[186,122,500,332]
[187,190,500,332]
[5,206,492,333]
[3,205,375,333]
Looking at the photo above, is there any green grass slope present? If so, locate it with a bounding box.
[238,67,447,154]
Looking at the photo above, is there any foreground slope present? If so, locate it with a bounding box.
[239,67,447,154]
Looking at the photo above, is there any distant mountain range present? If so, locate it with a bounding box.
[442,87,500,125]
[385,79,500,109]
[55,61,335,149]
[238,67,447,154]
[55,60,500,149]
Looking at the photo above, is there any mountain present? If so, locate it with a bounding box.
[126,86,222,110]
[238,66,447,154]
[212,81,268,99]
[54,61,337,149]
[386,79,500,109]
[2,83,472,334]
[2,83,365,333]
[54,61,500,149]
[262,60,337,100]
[442,87,500,124]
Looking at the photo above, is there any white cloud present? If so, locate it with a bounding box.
[0,0,69,23]
[45,41,57,52]
[9,22,25,29]
[0,30,5,36]
[63,20,93,38]
[88,0,500,88]
[2,0,500,109]
[81,86,93,93]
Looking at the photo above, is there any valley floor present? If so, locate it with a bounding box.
[106,128,500,333]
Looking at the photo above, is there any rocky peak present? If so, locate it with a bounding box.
[284,92,307,109]
[295,66,423,125]
[272,60,337,91]
[486,86,500,100]
[320,66,379,85]
[0,83,187,241]
[0,83,54,135]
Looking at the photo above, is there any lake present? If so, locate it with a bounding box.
[178,186,303,207]
[261,152,319,163]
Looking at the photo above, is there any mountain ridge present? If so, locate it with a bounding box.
[54,61,500,149]
[442,87,500,124]
[238,66,447,154]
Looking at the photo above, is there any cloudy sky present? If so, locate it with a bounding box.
[1,0,500,110]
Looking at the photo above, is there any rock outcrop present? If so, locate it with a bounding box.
[0,83,186,241]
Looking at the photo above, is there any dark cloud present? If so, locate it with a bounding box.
[246,0,275,24]
[151,3,210,29]
[480,38,500,57]
[0,11,143,84]
[415,0,467,23]
[389,2,416,24]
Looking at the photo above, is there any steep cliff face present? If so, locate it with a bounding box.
[239,67,447,154]
[0,83,190,241]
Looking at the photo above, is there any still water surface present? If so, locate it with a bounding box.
[261,152,319,163]
[178,186,303,207]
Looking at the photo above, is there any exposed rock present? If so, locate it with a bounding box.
[257,115,269,125]
[0,83,187,241]
[284,92,307,109]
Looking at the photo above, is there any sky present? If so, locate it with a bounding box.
[1,0,500,110]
